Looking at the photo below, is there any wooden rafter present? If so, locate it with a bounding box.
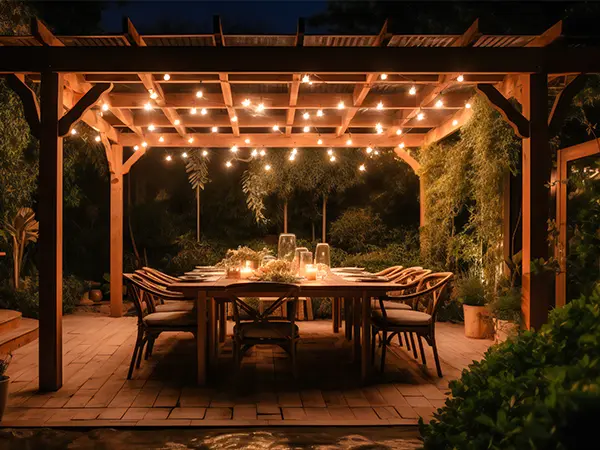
[476,83,530,138]
[5,74,41,138]
[393,148,420,173]
[58,83,113,136]
[219,73,240,136]
[122,147,148,174]
[525,20,562,47]
[286,74,301,136]
[548,74,587,135]
[422,106,474,146]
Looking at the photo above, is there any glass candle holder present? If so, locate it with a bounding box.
[315,243,331,267]
[293,247,309,273]
[261,255,276,267]
[299,251,313,277]
[278,233,296,261]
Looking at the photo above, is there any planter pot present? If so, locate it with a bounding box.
[0,376,9,421]
[494,319,519,344]
[463,305,493,339]
[89,289,103,302]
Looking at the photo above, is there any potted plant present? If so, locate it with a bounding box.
[0,354,12,420]
[454,274,493,339]
[489,286,521,343]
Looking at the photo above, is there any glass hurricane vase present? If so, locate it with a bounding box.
[277,233,297,262]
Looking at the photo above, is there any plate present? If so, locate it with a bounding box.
[178,275,208,281]
[356,277,388,282]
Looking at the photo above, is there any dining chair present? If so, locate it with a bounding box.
[133,270,194,312]
[225,282,300,376]
[123,273,197,379]
[371,272,453,377]
[373,265,403,277]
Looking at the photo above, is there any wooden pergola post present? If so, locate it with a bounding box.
[109,145,124,317]
[521,73,551,329]
[38,71,64,391]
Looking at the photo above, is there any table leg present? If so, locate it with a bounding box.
[332,297,339,333]
[208,297,217,371]
[218,301,226,343]
[353,297,361,362]
[344,297,353,340]
[196,291,207,385]
[361,290,371,383]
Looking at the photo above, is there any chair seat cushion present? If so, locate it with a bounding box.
[144,311,196,327]
[372,309,432,326]
[377,300,412,311]
[155,301,194,312]
[234,321,299,339]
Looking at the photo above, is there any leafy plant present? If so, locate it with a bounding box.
[216,246,272,269]
[0,207,38,289]
[0,353,12,379]
[453,274,487,307]
[329,207,388,253]
[420,284,600,449]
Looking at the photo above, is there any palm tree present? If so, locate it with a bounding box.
[1,208,39,289]
[186,150,210,241]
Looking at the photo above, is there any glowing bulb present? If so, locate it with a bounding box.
[102,103,109,111]
[376,101,384,110]
[264,164,271,171]
[149,89,158,99]
[380,73,388,80]
[291,148,298,155]
[200,108,207,115]
[188,137,194,144]
[359,164,366,171]
[94,135,101,142]
[212,126,218,133]
[225,160,232,168]
[409,86,416,95]
[398,142,405,149]
[148,124,155,131]
[251,149,258,157]
[144,102,153,111]
[452,119,458,126]
[327,149,333,156]
[231,145,238,153]
[182,152,188,159]
[330,155,336,162]
[302,74,310,83]
[396,129,403,135]
[457,74,464,82]
[303,112,310,120]
[196,90,203,98]
[159,136,164,143]
[165,155,172,161]
[346,139,352,146]
[317,139,323,145]
[435,99,444,108]
[417,112,425,121]
[465,102,472,109]
[231,116,238,122]
[377,128,383,135]
[191,108,197,115]
[242,98,251,107]
[366,147,373,154]
[244,138,250,144]
[303,126,310,133]
[133,145,139,151]
[141,141,148,148]
[174,119,181,126]
[289,154,296,161]
[272,125,279,131]
[163,74,170,81]
[257,103,265,112]
[259,149,266,157]
[202,150,208,157]
[70,128,77,135]
[317,109,324,117]
[374,150,380,155]
[337,101,345,110]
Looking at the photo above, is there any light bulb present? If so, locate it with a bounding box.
[452,119,458,126]
[264,164,271,171]
[398,142,405,149]
[435,99,444,108]
[417,112,425,121]
[182,152,188,159]
[191,108,197,115]
[142,141,148,148]
[380,73,388,80]
[166,155,172,161]
[196,90,203,98]
[188,137,194,143]
[317,109,324,117]
[225,160,232,168]
[202,150,209,157]
[272,125,279,131]
[159,136,164,143]
[303,112,310,120]
[291,148,298,155]
[102,103,109,111]
[330,155,336,162]
[317,139,323,145]
[302,74,310,83]
[231,116,238,122]
[374,150,380,155]
[242,98,251,107]
[149,90,158,100]
[244,138,250,144]
[70,128,77,135]
[303,126,310,132]
[148,124,155,131]
[409,86,416,95]
[376,101,384,110]
[337,101,345,110]
[256,103,265,112]
[251,149,258,157]
[174,119,181,125]
[289,154,296,161]
[359,164,366,171]
[465,102,472,109]
[259,149,266,156]
[94,135,101,142]
[396,129,403,135]
[346,139,352,145]
[163,74,170,81]
[212,126,218,133]
[200,108,207,115]
[327,149,333,155]
[457,74,464,82]
[133,145,139,151]
[144,102,153,111]
[366,147,373,154]
[377,128,383,134]
[231,145,238,153]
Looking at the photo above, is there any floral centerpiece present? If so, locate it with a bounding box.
[216,246,272,270]
[254,259,299,283]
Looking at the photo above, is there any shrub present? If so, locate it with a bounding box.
[340,240,420,273]
[452,274,487,306]
[164,233,223,274]
[420,285,600,449]
[329,208,389,253]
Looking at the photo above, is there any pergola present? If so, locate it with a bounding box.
[1,17,599,391]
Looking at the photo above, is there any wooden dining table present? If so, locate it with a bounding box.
[169,274,398,385]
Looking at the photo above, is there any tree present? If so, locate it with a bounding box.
[185,149,210,241]
[1,208,38,289]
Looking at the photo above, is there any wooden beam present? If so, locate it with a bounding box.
[525,20,562,47]
[286,74,301,136]
[118,131,425,148]
[422,107,473,146]
[219,73,240,136]
[521,73,551,330]
[295,18,305,47]
[100,134,113,173]
[58,83,113,136]
[5,74,41,138]
[31,18,63,47]
[110,108,144,138]
[453,18,480,47]
[62,87,119,143]
[548,74,587,135]
[393,148,420,173]
[122,147,148,174]
[213,15,224,47]
[38,71,63,391]
[109,144,124,318]
[476,84,530,138]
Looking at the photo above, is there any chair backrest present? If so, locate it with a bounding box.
[374,265,402,277]
[136,269,170,288]
[142,267,180,284]
[133,271,184,300]
[123,273,152,322]
[415,272,454,318]
[387,268,432,297]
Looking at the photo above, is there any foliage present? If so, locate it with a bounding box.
[164,233,223,274]
[0,353,11,379]
[420,285,600,450]
[216,246,272,269]
[254,259,298,283]
[1,207,38,289]
[453,273,487,307]
[185,149,210,191]
[329,207,388,253]
[340,239,420,273]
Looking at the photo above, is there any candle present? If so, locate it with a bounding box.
[240,261,253,279]
[305,264,317,281]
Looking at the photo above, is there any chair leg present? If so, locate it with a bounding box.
[409,333,418,359]
[291,340,298,379]
[371,327,377,364]
[380,330,388,374]
[136,337,147,369]
[218,302,226,343]
[306,297,313,321]
[431,335,443,378]
[418,335,427,366]
[128,328,144,379]
[144,336,155,360]
[344,298,352,340]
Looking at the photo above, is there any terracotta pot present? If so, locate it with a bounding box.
[494,319,519,343]
[89,289,103,302]
[463,305,493,339]
[0,376,9,421]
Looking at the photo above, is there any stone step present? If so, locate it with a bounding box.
[0,310,21,335]
[0,317,39,354]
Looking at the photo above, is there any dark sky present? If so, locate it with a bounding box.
[100,1,328,34]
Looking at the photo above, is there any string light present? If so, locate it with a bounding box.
[244,138,251,144]
[317,139,323,145]
[259,149,266,157]
[94,135,101,142]
[148,124,155,131]
[256,103,265,112]
[289,153,296,161]
[191,108,197,115]
[417,112,425,121]
[182,152,189,159]
[409,86,417,95]
[212,126,218,133]
[264,164,271,171]
[159,136,165,143]
[396,129,403,135]
[200,108,207,115]
[465,102,472,109]
[231,116,238,122]
[380,73,388,80]
[366,147,373,154]
[174,119,181,126]
[376,101,384,110]
[302,74,310,83]
[242,98,251,107]
[251,149,258,157]
[359,164,366,171]
[196,90,203,98]
[303,126,310,133]
[163,74,171,81]
[374,150,380,155]
[272,125,279,131]
[225,160,232,168]
[188,137,194,143]
[457,74,464,82]
[291,148,298,155]
[398,142,405,149]
[102,103,109,111]
[133,145,139,151]
[141,141,148,148]
[330,155,336,162]
[327,149,333,156]
[346,138,352,145]
[202,150,209,157]
[337,101,345,110]
[317,109,324,117]
[165,155,172,161]
[452,119,458,126]
[435,99,444,108]
[231,145,238,153]
[144,102,153,111]
[149,90,158,100]
[303,112,310,120]
[70,128,77,135]
[375,123,383,134]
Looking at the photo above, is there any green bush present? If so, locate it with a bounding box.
[420,285,600,449]
[340,240,420,273]
[164,233,224,274]
[329,208,388,253]
[453,274,487,306]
